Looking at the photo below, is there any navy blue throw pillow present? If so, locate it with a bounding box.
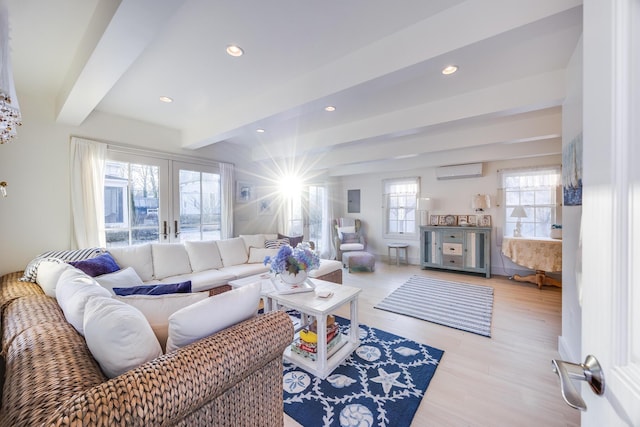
[113,281,192,296]
[68,252,120,277]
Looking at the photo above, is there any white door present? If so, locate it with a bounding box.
[171,161,221,242]
[580,0,640,424]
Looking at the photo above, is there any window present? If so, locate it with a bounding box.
[500,167,561,238]
[104,160,162,246]
[384,177,420,237]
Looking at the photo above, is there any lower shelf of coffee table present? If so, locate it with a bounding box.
[283,334,359,379]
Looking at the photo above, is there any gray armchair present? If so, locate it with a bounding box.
[332,218,366,264]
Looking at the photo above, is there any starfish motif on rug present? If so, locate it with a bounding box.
[370,368,408,394]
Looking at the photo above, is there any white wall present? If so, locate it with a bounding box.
[559,37,583,362]
[334,154,561,276]
[0,93,228,276]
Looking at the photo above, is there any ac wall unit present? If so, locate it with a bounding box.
[435,163,483,180]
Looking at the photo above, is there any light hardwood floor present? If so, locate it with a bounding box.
[284,263,580,427]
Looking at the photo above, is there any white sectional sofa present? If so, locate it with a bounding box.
[107,234,342,294]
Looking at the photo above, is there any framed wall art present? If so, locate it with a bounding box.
[236,181,253,204]
[258,197,273,216]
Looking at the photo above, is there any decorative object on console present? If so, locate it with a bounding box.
[417,197,432,226]
[471,194,491,212]
[511,205,527,237]
[0,4,21,144]
[551,224,562,239]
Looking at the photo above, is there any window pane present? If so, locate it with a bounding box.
[178,169,221,242]
[105,161,160,247]
[502,167,560,237]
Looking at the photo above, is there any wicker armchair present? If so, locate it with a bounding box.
[0,271,293,427]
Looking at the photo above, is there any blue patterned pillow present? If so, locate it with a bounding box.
[113,281,192,296]
[68,253,120,277]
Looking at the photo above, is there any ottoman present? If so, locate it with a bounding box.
[342,251,375,273]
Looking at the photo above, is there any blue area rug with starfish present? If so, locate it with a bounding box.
[282,316,444,427]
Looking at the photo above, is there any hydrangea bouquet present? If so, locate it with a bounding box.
[264,243,320,276]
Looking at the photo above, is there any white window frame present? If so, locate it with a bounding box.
[104,145,223,247]
[383,177,420,238]
[500,166,561,238]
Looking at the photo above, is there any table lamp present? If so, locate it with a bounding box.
[471,194,490,212]
[511,205,527,237]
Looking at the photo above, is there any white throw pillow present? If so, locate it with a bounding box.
[84,296,162,378]
[216,237,249,267]
[36,259,74,297]
[108,244,154,282]
[337,226,356,240]
[248,247,278,264]
[151,243,192,279]
[56,268,112,335]
[115,292,209,351]
[184,240,224,272]
[165,281,261,353]
[239,234,266,251]
[95,267,145,295]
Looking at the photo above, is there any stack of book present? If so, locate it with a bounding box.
[291,317,342,361]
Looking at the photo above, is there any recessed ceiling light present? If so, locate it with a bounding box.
[226,45,244,57]
[324,106,336,112]
[159,96,173,103]
[256,128,265,133]
[441,65,458,75]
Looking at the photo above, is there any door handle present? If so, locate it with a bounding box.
[174,220,180,238]
[163,221,168,240]
[551,354,604,411]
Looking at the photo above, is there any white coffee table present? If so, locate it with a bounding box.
[269,279,362,380]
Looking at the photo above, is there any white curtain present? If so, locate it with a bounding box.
[323,179,337,260]
[70,137,106,248]
[220,162,234,239]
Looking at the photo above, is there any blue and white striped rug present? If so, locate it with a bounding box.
[374,275,494,337]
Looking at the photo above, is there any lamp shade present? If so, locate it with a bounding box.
[417,197,432,211]
[510,205,527,218]
[471,194,490,211]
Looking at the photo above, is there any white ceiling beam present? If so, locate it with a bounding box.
[309,108,561,169]
[182,0,581,149]
[55,0,185,125]
[251,70,565,162]
[326,138,562,177]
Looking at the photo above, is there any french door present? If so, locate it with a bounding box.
[289,184,328,254]
[104,152,220,246]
